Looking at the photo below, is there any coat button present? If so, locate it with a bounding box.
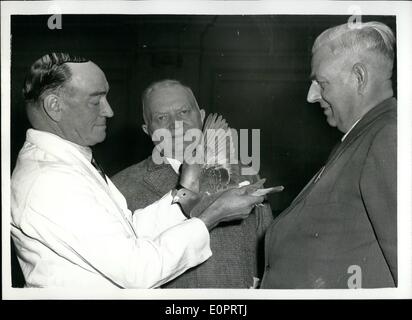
[265,264,271,270]
[314,232,319,238]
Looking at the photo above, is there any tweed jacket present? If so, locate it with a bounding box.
[261,98,397,289]
[112,159,273,288]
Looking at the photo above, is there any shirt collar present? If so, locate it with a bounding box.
[341,118,362,142]
[65,139,93,161]
[166,157,182,174]
[27,129,93,161]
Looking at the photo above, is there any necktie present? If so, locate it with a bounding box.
[91,157,107,184]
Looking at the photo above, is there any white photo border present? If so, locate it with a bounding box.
[2,0,411,300]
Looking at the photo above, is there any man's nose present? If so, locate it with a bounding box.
[101,98,114,118]
[170,119,184,132]
[307,81,322,103]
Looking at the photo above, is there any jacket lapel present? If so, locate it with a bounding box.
[325,97,396,169]
[27,129,105,187]
[26,129,137,236]
[288,98,396,207]
[143,158,179,196]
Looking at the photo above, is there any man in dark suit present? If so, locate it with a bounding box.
[261,21,397,288]
[112,79,273,288]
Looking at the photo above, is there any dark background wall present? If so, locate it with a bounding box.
[10,14,396,286]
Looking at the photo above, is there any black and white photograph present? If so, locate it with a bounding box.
[1,0,411,301]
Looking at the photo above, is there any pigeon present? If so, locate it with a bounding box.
[172,112,284,217]
[173,178,283,218]
[176,113,236,194]
[200,113,238,192]
[171,185,202,217]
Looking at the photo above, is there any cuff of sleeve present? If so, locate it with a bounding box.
[163,190,189,220]
[186,217,212,259]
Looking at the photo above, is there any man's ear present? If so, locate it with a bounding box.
[43,94,62,122]
[142,124,149,135]
[353,63,368,94]
[199,109,206,123]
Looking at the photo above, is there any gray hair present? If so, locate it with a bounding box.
[312,21,395,64]
[141,79,200,124]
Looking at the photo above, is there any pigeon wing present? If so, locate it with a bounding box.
[202,113,236,172]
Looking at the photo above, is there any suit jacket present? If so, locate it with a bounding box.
[112,159,273,288]
[261,98,397,288]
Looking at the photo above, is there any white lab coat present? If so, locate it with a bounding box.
[11,129,211,289]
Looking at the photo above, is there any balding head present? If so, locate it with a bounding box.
[312,21,395,79]
[141,79,201,126]
[307,21,395,133]
[23,53,113,146]
[140,79,205,159]
[23,53,90,128]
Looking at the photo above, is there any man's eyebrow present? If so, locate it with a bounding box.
[309,74,327,82]
[152,111,167,116]
[89,90,108,97]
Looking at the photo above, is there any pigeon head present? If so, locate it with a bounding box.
[172,188,190,204]
[171,187,202,217]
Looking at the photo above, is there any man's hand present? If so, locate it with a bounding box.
[197,182,265,230]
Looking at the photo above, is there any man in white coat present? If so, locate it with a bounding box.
[10,53,264,289]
